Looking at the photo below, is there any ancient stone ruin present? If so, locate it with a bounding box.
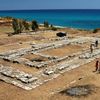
[0,36,100,90]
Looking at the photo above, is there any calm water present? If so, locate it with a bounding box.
[0,9,100,30]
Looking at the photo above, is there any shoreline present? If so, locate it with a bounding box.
[0,16,95,31]
[54,25,93,31]
[40,24,93,31]
[0,9,100,31]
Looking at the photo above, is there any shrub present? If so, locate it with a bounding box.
[31,20,38,31]
[12,18,20,34]
[22,20,29,31]
[50,24,57,31]
[12,18,24,34]
[44,21,49,28]
[93,28,99,33]
[19,20,24,33]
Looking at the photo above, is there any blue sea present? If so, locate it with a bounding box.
[0,9,100,30]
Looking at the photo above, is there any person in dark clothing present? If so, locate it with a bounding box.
[95,60,99,72]
[98,61,100,73]
[95,40,98,47]
[90,44,93,53]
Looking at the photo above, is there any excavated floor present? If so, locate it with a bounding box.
[0,36,100,90]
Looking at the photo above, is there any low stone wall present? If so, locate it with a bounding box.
[0,65,38,90]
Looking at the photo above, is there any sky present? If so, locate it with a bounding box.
[0,0,100,10]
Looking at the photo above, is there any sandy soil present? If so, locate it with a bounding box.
[41,44,87,57]
[22,53,49,61]
[0,25,100,100]
[0,59,100,100]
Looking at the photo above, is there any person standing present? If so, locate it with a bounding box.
[98,61,100,73]
[95,60,99,72]
[95,40,98,48]
[90,44,93,53]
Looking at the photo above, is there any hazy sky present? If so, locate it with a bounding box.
[0,0,100,10]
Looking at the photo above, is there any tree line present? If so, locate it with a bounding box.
[12,18,57,34]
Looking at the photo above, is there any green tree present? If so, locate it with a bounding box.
[93,28,98,33]
[50,24,53,28]
[19,20,24,33]
[22,20,29,31]
[31,20,38,31]
[12,18,19,34]
[12,18,24,34]
[44,21,49,28]
[50,24,57,31]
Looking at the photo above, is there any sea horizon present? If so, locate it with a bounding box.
[1,9,100,30]
[1,9,100,11]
